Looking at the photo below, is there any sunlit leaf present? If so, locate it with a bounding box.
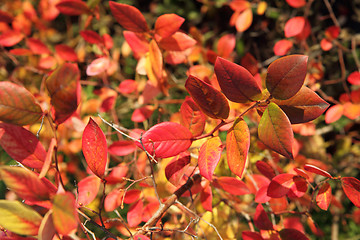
[86,57,110,76]
[341,177,360,208]
[254,204,273,230]
[136,122,192,158]
[52,192,78,235]
[284,17,305,38]
[149,40,163,81]
[325,104,343,123]
[304,164,332,178]
[0,123,46,168]
[165,152,191,186]
[0,200,42,235]
[267,173,294,198]
[286,0,306,8]
[82,118,108,178]
[159,32,196,51]
[123,31,149,59]
[266,55,308,100]
[180,96,206,137]
[343,102,360,120]
[226,118,250,178]
[105,163,128,184]
[320,38,332,51]
[0,166,56,202]
[0,81,43,126]
[46,63,80,124]
[198,136,223,181]
[214,57,262,103]
[56,0,90,15]
[124,189,141,204]
[200,184,213,212]
[142,201,159,222]
[217,34,236,58]
[77,175,101,206]
[109,2,149,33]
[185,75,230,119]
[272,86,329,124]
[27,38,51,54]
[0,30,24,47]
[104,189,123,212]
[255,185,271,203]
[279,228,309,240]
[347,71,360,85]
[127,200,143,227]
[287,176,308,198]
[273,39,293,56]
[235,8,253,32]
[155,14,184,38]
[316,182,332,210]
[39,138,56,178]
[212,176,250,195]
[258,102,294,159]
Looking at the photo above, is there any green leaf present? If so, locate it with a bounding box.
[258,102,294,159]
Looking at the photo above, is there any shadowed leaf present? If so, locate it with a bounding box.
[254,204,273,230]
[52,193,78,235]
[212,177,250,195]
[165,152,191,186]
[279,228,309,240]
[56,0,90,15]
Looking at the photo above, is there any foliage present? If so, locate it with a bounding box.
[0,0,360,239]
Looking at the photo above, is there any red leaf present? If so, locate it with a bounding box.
[241,53,259,76]
[325,104,343,123]
[198,136,223,181]
[284,217,305,233]
[108,140,136,156]
[180,96,206,137]
[159,32,196,51]
[258,102,294,159]
[133,235,150,240]
[123,31,149,58]
[100,95,116,113]
[185,75,230,119]
[286,0,306,8]
[0,123,46,169]
[273,39,293,56]
[279,228,309,240]
[0,10,14,23]
[0,81,43,126]
[217,34,236,58]
[104,189,123,211]
[255,185,271,203]
[127,200,143,227]
[342,177,360,208]
[0,30,24,47]
[348,71,360,85]
[0,166,56,202]
[155,14,185,38]
[316,182,332,210]
[82,118,108,178]
[131,106,154,122]
[304,164,332,178]
[272,86,329,124]
[119,79,138,94]
[254,204,273,230]
[214,57,262,103]
[136,122,192,158]
[242,231,264,240]
[77,175,101,206]
[293,168,309,179]
[52,192,78,235]
[27,38,51,55]
[267,173,294,198]
[287,176,308,198]
[200,184,213,212]
[38,211,56,240]
[284,17,306,38]
[80,30,103,44]
[142,201,160,222]
[226,118,250,178]
[325,26,340,40]
[320,38,332,51]
[256,161,276,180]
[213,177,250,195]
[165,152,191,186]
[124,189,141,204]
[105,163,128,184]
[266,55,308,100]
[9,48,32,55]
[55,44,78,62]
[109,2,149,33]
[56,0,90,16]
[46,63,80,124]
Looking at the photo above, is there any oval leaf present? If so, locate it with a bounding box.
[212,176,250,195]
[254,204,273,230]
[214,57,262,103]
[0,30,24,47]
[185,75,229,119]
[38,211,56,240]
[284,17,305,38]
[108,140,137,156]
[159,32,196,51]
[272,86,329,124]
[77,175,101,206]
[27,38,51,55]
[55,44,78,62]
[136,122,192,158]
[266,55,308,100]
[82,118,108,178]
[127,200,143,227]
[242,231,264,240]
[258,102,294,159]
[52,192,78,235]
[180,96,206,137]
[341,177,360,208]
[198,136,223,181]
[80,30,103,44]
[155,13,185,38]
[0,200,42,235]
[316,182,332,210]
[46,63,80,124]
[56,0,90,15]
[267,173,294,198]
[0,81,43,126]
[109,2,149,33]
[165,152,191,186]
[304,164,332,178]
[226,118,250,178]
[0,123,46,169]
[200,184,213,212]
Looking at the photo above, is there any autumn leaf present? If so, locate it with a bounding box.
[159,32,196,51]
[165,152,191,186]
[258,102,294,159]
[304,164,332,178]
[316,182,332,210]
[267,173,294,198]
[54,44,78,62]
[155,14,185,38]
[52,193,78,235]
[279,228,309,240]
[284,17,306,38]
[274,39,293,56]
[77,175,101,206]
[82,118,108,179]
[27,38,51,54]
[0,30,24,47]
[235,8,253,32]
[254,204,273,230]
[180,96,206,137]
[0,81,43,126]
[56,0,90,15]
[212,176,250,195]
[226,118,250,178]
[341,177,360,208]
[217,34,236,58]
[127,200,143,227]
[198,136,223,181]
[80,30,103,44]
[200,184,213,212]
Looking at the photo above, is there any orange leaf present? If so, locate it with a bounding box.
[52,192,78,235]
[82,118,108,178]
[155,14,185,38]
[123,31,149,59]
[235,8,253,32]
[149,40,163,81]
[273,39,293,56]
[347,71,360,85]
[109,2,149,33]
[39,138,57,178]
[343,102,360,120]
[325,104,343,123]
[213,176,250,195]
[180,96,206,137]
[185,75,230,119]
[342,177,360,208]
[198,136,223,181]
[200,184,213,212]
[316,182,332,210]
[38,211,56,240]
[27,38,51,54]
[159,32,196,51]
[226,118,250,178]
[104,189,124,212]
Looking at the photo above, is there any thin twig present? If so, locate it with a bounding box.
[114,209,133,238]
[323,0,340,27]
[351,37,360,71]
